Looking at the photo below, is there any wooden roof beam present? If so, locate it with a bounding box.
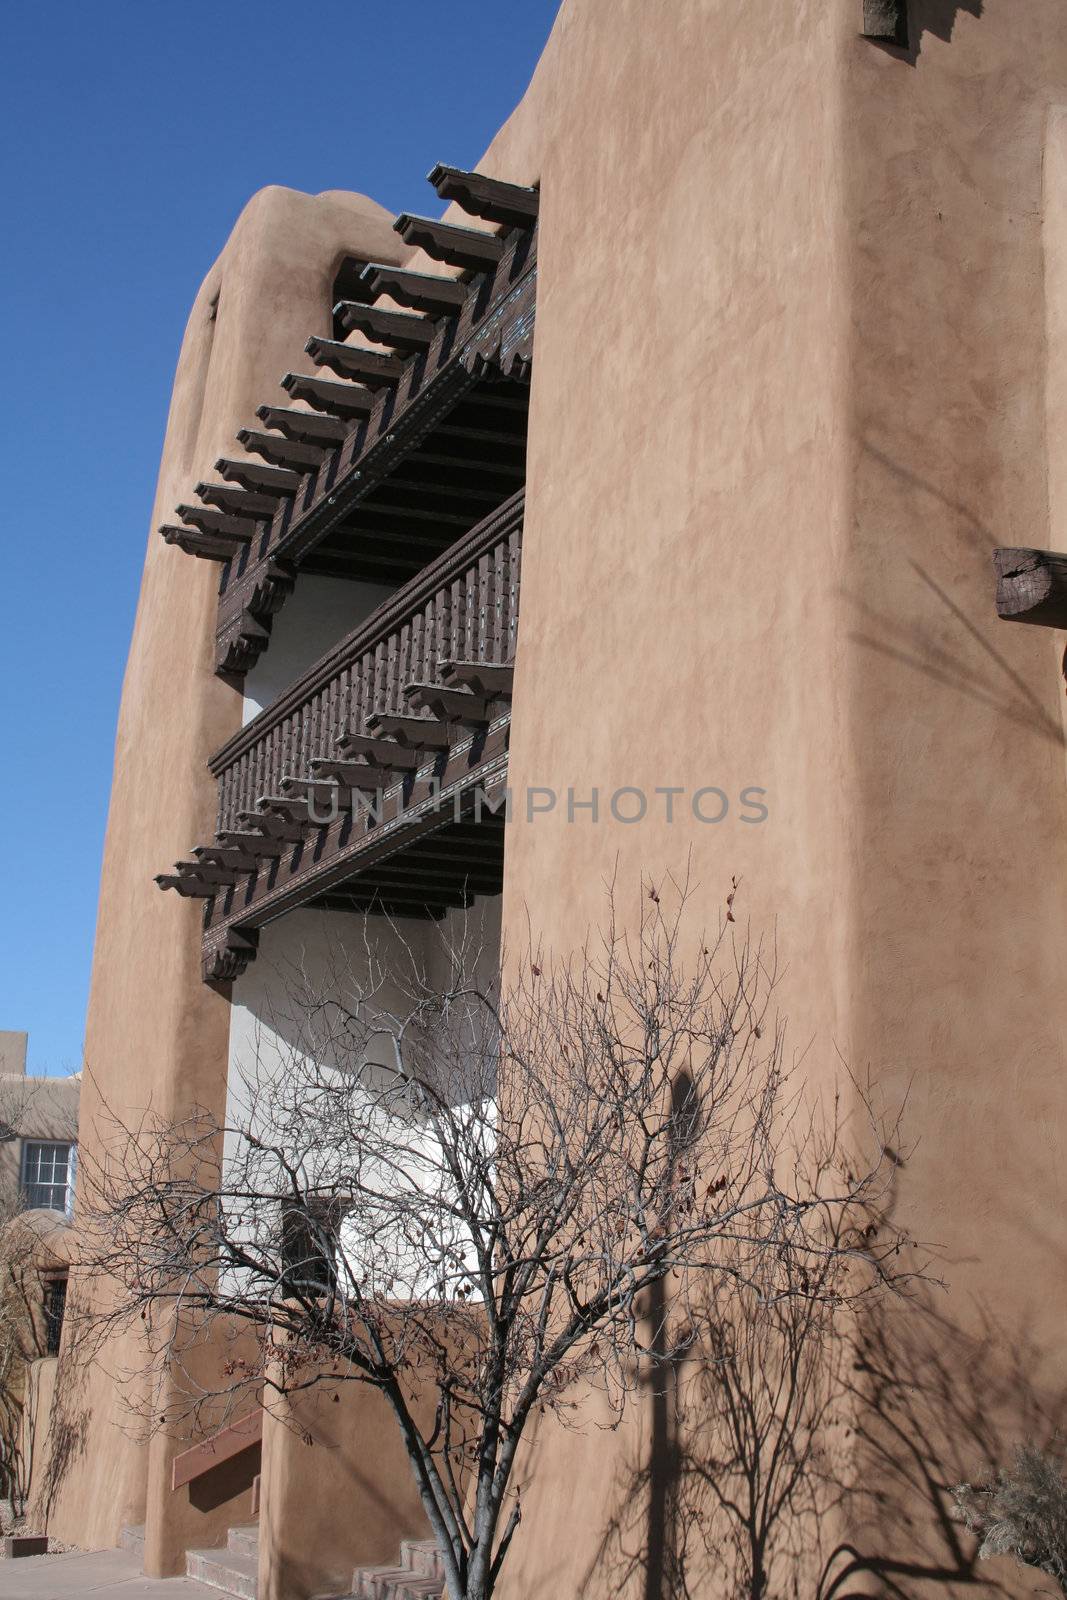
[309,758,396,790]
[360,263,468,316]
[333,732,420,770]
[382,475,501,505]
[216,830,288,859]
[305,336,405,387]
[250,794,312,828]
[439,660,514,699]
[235,429,325,473]
[404,682,491,726]
[174,860,238,889]
[280,372,377,419]
[155,872,216,899]
[216,457,301,495]
[160,524,239,562]
[176,505,256,541]
[196,481,280,518]
[255,406,347,446]
[428,164,539,230]
[364,713,451,751]
[394,214,505,273]
[192,844,260,872]
[333,303,436,353]
[994,548,1067,627]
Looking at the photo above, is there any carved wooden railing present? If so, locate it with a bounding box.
[212,491,522,837]
[158,491,523,980]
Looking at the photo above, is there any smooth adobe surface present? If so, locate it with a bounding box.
[43,186,405,1572]
[486,0,1067,1593]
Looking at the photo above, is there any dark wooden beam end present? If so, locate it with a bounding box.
[994,547,1067,628]
[862,0,908,45]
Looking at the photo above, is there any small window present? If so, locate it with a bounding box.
[22,1141,75,1214]
[280,1199,341,1296]
[43,1276,67,1356]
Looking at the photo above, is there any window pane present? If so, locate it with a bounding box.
[23,1143,72,1212]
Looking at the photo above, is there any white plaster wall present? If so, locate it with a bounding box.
[241,577,393,725]
[224,898,502,1296]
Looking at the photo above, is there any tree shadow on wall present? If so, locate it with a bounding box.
[579,1289,1065,1600]
[31,1342,89,1527]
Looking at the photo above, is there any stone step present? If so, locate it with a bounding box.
[400,1540,443,1581]
[228,1524,261,1558]
[120,1524,145,1559]
[355,1563,443,1600]
[187,1545,259,1599]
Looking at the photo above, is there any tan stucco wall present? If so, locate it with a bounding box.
[0,1074,79,1212]
[471,0,1067,1594]
[258,1371,447,1600]
[45,185,405,1570]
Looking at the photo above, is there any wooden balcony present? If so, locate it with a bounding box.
[160,166,537,681]
[157,492,523,983]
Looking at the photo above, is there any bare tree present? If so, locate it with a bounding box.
[0,1078,75,1523]
[76,879,917,1600]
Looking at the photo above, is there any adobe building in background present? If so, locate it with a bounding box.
[29,0,1067,1595]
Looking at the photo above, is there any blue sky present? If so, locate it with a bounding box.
[0,1,560,1076]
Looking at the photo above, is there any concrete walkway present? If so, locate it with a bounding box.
[0,1547,218,1598]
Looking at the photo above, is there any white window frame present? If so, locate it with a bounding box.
[21,1141,75,1215]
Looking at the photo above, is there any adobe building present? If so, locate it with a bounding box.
[0,1037,79,1516]
[26,0,1067,1595]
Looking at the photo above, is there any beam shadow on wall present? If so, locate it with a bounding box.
[864,0,984,62]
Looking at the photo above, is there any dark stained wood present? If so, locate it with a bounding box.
[334,732,421,770]
[210,234,534,676]
[236,429,325,472]
[309,758,396,790]
[216,830,288,859]
[429,165,539,229]
[255,406,347,445]
[862,0,907,42]
[177,504,258,541]
[994,548,1067,627]
[200,781,509,977]
[197,481,280,517]
[394,214,505,272]
[210,494,522,784]
[237,808,304,843]
[251,796,313,832]
[203,927,260,983]
[175,859,237,888]
[160,523,239,561]
[305,336,406,386]
[365,713,451,750]
[403,683,491,725]
[439,660,514,699]
[361,263,468,316]
[280,372,377,418]
[155,871,216,898]
[334,303,437,352]
[216,457,301,495]
[193,845,259,872]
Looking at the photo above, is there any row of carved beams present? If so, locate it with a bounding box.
[157,660,515,973]
[159,163,537,679]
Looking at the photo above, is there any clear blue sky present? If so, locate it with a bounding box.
[0,1,560,1076]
